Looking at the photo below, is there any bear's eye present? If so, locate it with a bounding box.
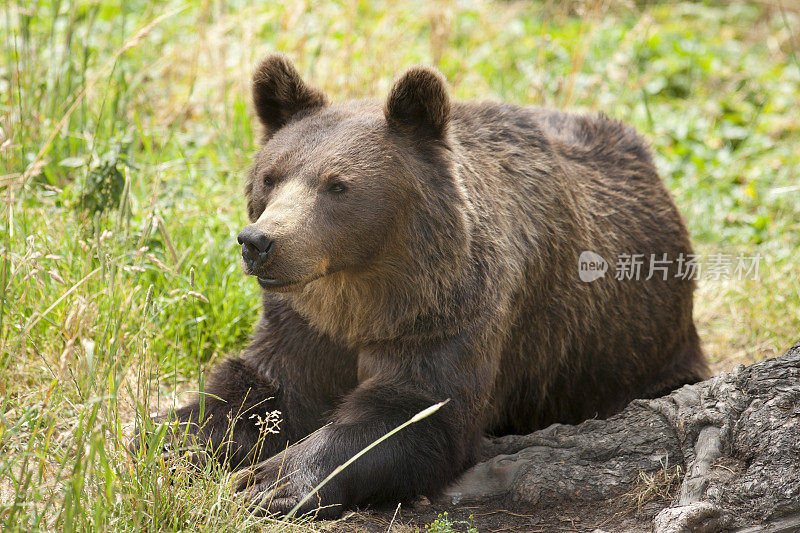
[263,174,275,188]
[326,181,346,194]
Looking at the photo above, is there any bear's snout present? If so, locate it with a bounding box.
[237,225,275,271]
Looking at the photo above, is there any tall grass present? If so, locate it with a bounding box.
[1,0,798,531]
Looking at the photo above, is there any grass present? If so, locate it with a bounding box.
[1,0,798,531]
[611,464,683,520]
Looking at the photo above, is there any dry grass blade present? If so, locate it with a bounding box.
[286,399,450,519]
[22,267,100,337]
[605,465,683,523]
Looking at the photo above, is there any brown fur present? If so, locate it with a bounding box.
[165,53,709,518]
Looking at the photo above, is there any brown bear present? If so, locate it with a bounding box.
[167,53,709,518]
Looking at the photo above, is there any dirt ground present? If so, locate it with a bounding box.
[321,493,668,532]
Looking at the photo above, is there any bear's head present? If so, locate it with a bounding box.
[239,54,468,295]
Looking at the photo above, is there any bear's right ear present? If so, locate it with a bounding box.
[252,53,327,137]
[384,66,450,138]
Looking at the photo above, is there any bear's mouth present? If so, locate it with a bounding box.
[255,271,328,292]
[257,276,293,289]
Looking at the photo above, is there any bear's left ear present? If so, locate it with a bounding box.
[252,53,328,137]
[384,66,450,137]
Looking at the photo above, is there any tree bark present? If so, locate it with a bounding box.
[435,340,800,532]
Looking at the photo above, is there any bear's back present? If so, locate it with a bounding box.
[445,102,705,434]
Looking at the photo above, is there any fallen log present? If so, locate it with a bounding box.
[423,340,800,532]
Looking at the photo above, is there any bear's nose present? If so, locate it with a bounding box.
[237,226,275,268]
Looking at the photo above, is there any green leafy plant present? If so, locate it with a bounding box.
[426,512,479,533]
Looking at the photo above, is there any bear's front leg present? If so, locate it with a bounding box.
[132,357,286,470]
[235,341,491,518]
[133,302,359,470]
